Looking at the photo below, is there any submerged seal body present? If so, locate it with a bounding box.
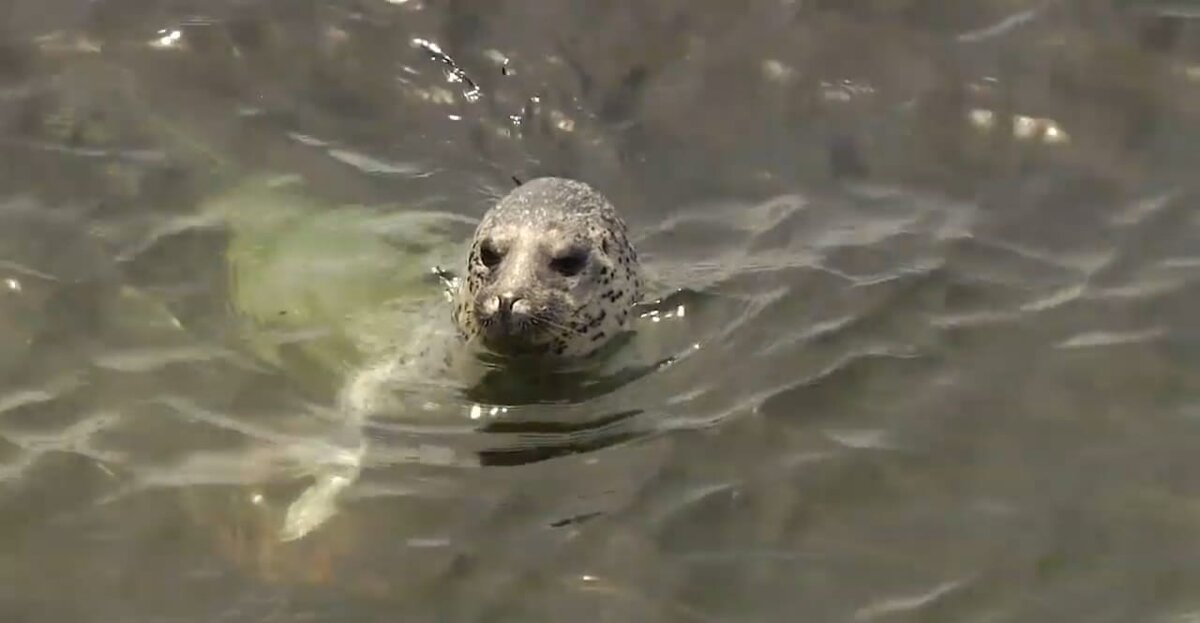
[453,177,644,359]
[209,175,646,542]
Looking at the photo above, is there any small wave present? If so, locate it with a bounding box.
[853,577,973,620]
[0,376,83,416]
[326,148,434,177]
[1055,328,1168,349]
[92,346,242,373]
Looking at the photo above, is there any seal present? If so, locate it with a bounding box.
[453,177,644,360]
[222,176,647,540]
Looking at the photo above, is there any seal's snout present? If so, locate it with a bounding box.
[480,291,533,335]
[495,292,526,316]
[495,292,530,325]
[476,289,545,355]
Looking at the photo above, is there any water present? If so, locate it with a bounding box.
[3,0,1200,620]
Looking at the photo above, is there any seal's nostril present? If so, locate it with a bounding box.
[483,295,502,316]
[497,292,525,315]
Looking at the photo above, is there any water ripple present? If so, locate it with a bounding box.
[0,376,82,416]
[1056,328,1169,349]
[853,577,973,620]
[5,3,1200,619]
[92,346,246,373]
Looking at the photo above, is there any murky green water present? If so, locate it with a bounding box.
[2,1,1200,621]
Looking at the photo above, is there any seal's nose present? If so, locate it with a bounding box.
[496,292,521,315]
[488,292,530,325]
[481,292,533,341]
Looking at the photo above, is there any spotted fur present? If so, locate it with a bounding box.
[452,177,643,359]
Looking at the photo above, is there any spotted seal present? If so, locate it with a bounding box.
[453,177,644,360]
[252,176,646,540]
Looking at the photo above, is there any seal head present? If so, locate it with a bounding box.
[454,177,643,359]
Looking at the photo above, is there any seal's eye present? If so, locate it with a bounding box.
[479,242,503,269]
[549,249,588,277]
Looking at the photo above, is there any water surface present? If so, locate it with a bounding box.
[2,1,1200,621]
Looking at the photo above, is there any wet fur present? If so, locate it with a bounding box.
[453,177,644,359]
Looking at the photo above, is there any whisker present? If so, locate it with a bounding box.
[470,179,507,202]
[530,314,573,334]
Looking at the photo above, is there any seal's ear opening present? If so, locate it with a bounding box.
[511,175,524,187]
